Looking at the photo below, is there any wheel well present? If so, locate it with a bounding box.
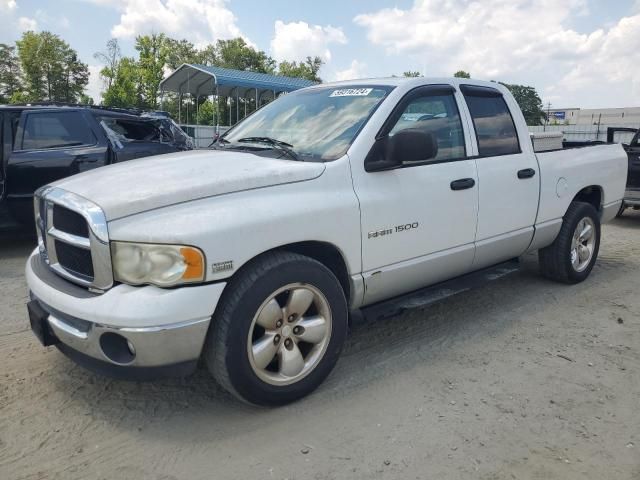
[274,241,351,303]
[572,186,603,212]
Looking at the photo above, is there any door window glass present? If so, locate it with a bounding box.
[463,94,520,156]
[388,93,466,162]
[21,112,95,150]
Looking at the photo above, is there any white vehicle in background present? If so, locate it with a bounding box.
[25,77,627,405]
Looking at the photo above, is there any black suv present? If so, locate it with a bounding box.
[0,105,193,230]
[619,129,640,215]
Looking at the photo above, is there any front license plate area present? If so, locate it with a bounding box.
[27,300,58,346]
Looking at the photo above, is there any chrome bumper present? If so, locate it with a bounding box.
[33,296,210,367]
[26,248,227,371]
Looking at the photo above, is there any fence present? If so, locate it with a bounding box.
[528,124,637,144]
[179,125,228,149]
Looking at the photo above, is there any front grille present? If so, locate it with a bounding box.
[55,240,94,279]
[35,187,113,291]
[53,205,89,237]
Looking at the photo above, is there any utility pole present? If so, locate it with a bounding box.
[544,102,552,131]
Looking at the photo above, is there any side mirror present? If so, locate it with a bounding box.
[365,129,438,172]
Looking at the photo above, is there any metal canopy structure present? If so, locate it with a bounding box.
[159,64,317,137]
[160,64,316,98]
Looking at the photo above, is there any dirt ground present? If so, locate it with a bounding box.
[1,211,639,480]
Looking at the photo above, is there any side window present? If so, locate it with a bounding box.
[463,94,520,156]
[388,93,466,162]
[21,112,95,150]
[99,117,161,143]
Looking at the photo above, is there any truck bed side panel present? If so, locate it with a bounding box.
[535,143,627,225]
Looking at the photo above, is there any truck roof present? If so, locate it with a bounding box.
[305,76,505,90]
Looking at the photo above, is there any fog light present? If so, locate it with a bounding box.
[99,332,136,364]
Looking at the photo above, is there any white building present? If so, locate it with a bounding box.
[547,106,640,126]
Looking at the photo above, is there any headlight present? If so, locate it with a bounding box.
[111,242,205,287]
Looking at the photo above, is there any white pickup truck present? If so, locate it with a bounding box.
[25,78,627,405]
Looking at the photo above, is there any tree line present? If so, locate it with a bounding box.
[0,31,546,126]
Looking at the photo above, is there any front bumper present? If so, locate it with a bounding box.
[26,249,226,374]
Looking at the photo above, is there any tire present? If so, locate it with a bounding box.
[538,201,601,284]
[615,202,626,218]
[204,251,348,406]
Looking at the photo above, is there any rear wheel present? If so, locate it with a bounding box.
[539,202,601,284]
[204,251,348,406]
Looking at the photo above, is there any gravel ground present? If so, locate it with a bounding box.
[1,211,639,480]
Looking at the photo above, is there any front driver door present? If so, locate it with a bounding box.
[351,85,479,305]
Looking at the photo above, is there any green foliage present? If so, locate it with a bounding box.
[196,99,217,126]
[499,82,546,126]
[0,43,22,103]
[403,71,422,77]
[454,70,471,78]
[215,38,276,73]
[278,56,323,82]
[164,38,199,70]
[79,94,94,105]
[135,33,168,109]
[93,39,121,91]
[102,57,143,108]
[15,31,89,102]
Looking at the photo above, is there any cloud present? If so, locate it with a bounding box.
[0,1,37,40]
[17,16,37,31]
[354,0,640,107]
[2,0,17,11]
[97,0,246,46]
[86,64,104,104]
[270,20,347,62]
[333,60,368,81]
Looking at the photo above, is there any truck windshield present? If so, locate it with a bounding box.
[221,86,392,161]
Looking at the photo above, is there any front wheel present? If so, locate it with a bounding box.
[204,251,348,406]
[538,201,601,284]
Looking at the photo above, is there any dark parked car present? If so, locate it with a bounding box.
[0,105,193,230]
[618,128,640,215]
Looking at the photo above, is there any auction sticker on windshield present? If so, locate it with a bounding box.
[329,88,373,97]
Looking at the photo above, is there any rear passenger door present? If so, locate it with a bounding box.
[6,109,108,225]
[460,85,540,269]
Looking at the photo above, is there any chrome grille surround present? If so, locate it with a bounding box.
[34,186,113,292]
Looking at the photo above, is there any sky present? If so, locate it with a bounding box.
[1,0,639,109]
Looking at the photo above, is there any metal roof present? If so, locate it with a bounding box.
[159,63,317,97]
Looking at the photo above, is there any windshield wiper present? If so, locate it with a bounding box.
[236,137,300,161]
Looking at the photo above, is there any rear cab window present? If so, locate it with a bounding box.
[461,85,520,157]
[20,111,96,150]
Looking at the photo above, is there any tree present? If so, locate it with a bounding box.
[164,38,199,70]
[16,31,89,102]
[278,56,323,82]
[403,71,421,77]
[0,43,22,103]
[102,57,143,108]
[135,33,168,109]
[94,39,121,91]
[215,38,276,73]
[79,94,94,105]
[500,82,546,126]
[196,98,217,125]
[454,70,471,78]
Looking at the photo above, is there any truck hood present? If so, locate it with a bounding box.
[51,149,325,220]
